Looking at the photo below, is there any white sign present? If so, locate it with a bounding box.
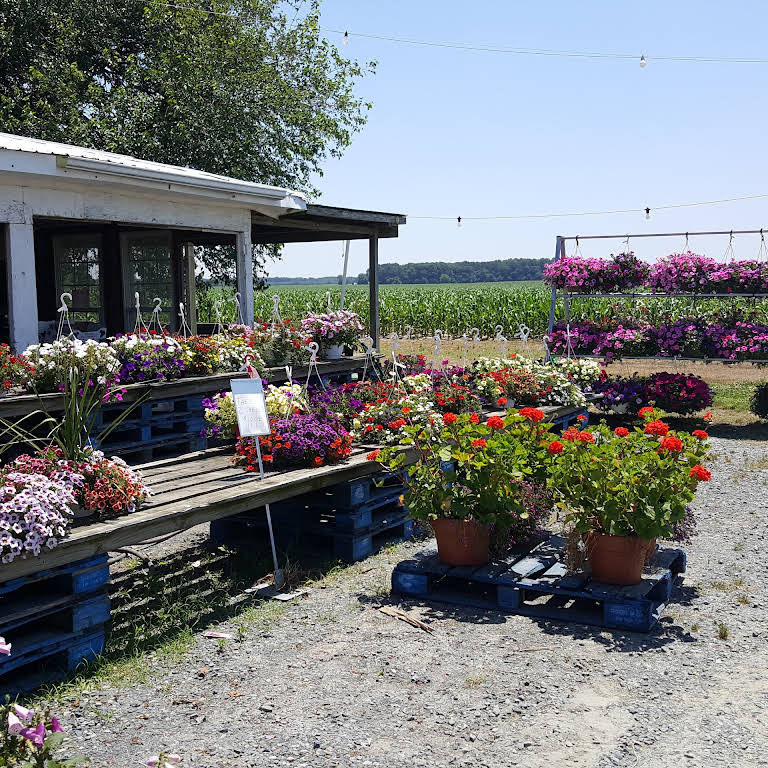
[230,379,270,437]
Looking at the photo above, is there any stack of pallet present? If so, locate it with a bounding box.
[211,470,414,562]
[92,395,206,462]
[0,555,110,693]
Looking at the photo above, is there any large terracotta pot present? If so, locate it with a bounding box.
[431,519,490,566]
[585,532,650,585]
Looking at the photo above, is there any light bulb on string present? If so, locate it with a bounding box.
[343,31,349,45]
[640,55,647,68]
[457,216,462,228]
[645,207,651,221]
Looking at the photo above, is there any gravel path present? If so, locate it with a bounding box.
[57,433,768,767]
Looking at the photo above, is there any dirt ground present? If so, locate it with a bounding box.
[52,431,768,768]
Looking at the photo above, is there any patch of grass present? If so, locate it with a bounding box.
[465,676,487,688]
[716,622,730,640]
[690,623,700,632]
[733,543,744,552]
[709,577,746,592]
[745,456,768,472]
[711,382,759,413]
[736,594,750,605]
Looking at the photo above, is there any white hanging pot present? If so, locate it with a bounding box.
[323,344,344,361]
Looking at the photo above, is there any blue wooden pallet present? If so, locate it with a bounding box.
[211,501,415,563]
[333,513,415,562]
[551,407,589,432]
[306,470,406,509]
[0,554,110,691]
[0,630,105,694]
[392,535,686,632]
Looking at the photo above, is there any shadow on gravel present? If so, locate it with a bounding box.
[532,615,698,651]
[357,591,508,625]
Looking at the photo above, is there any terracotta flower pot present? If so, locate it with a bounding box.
[431,519,490,566]
[585,532,650,585]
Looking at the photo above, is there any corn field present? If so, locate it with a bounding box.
[197,282,768,338]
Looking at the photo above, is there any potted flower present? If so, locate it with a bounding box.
[549,409,711,584]
[370,408,553,566]
[0,344,34,395]
[300,310,364,360]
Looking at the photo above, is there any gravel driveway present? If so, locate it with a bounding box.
[57,431,768,767]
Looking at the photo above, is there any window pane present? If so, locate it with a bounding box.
[54,236,103,325]
[123,233,174,331]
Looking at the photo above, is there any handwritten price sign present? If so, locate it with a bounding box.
[230,378,270,437]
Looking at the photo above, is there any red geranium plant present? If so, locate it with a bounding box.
[549,408,710,539]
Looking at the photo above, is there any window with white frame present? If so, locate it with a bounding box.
[121,231,175,331]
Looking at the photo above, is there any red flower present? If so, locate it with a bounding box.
[401,407,411,415]
[313,456,324,467]
[469,413,479,424]
[614,427,629,437]
[575,431,595,444]
[659,436,683,452]
[576,414,587,422]
[471,439,487,449]
[547,440,564,454]
[366,449,382,462]
[497,397,508,406]
[638,406,655,419]
[442,412,458,425]
[692,430,708,440]
[644,420,669,437]
[486,415,505,430]
[689,464,711,481]
[704,412,712,420]
[518,407,545,423]
[561,428,578,442]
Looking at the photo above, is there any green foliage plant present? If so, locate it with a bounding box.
[548,409,711,540]
[370,408,553,530]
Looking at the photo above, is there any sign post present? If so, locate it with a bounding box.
[230,377,284,589]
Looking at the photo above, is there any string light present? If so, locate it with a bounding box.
[151,5,768,65]
[343,30,349,45]
[409,191,768,223]
[645,207,651,220]
[457,216,462,228]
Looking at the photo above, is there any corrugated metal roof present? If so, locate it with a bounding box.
[0,132,306,204]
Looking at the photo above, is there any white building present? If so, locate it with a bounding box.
[0,133,404,351]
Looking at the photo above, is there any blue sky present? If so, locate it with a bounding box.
[278,0,768,277]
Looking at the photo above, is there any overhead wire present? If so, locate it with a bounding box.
[152,3,768,65]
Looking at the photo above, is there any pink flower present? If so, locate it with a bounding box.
[13,703,33,721]
[7,712,23,734]
[19,721,46,748]
[0,636,10,655]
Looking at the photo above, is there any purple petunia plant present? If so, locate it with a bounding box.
[111,333,187,384]
[0,466,82,564]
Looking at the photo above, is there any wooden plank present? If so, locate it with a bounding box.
[0,450,395,582]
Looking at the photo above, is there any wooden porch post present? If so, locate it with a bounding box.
[183,243,198,334]
[236,230,254,326]
[4,219,38,352]
[368,234,379,350]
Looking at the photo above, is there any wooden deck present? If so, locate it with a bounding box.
[0,402,584,582]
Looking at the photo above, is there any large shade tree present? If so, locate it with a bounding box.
[0,0,373,284]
